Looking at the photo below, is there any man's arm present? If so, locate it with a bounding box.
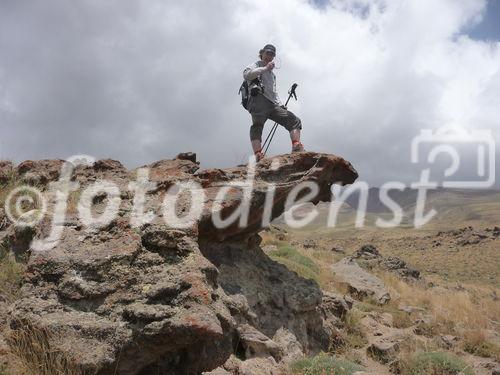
[243,65,267,81]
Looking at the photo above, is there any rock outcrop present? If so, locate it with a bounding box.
[331,258,391,304]
[354,244,421,281]
[436,226,500,246]
[1,152,358,374]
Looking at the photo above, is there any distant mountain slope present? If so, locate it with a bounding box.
[275,188,500,230]
[344,187,500,213]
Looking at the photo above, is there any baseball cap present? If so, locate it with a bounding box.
[261,44,276,55]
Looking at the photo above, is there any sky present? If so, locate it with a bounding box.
[0,0,499,188]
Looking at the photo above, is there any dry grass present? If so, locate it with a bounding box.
[462,329,500,361]
[342,310,368,350]
[379,273,500,330]
[310,250,348,292]
[259,229,288,246]
[0,256,96,375]
[356,297,416,329]
[391,310,414,329]
[6,319,95,375]
[66,190,82,215]
[0,169,19,208]
[375,270,500,368]
[390,333,455,375]
[0,245,25,304]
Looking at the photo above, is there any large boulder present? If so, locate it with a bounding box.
[3,152,358,374]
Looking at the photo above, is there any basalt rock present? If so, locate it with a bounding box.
[354,244,421,281]
[3,152,358,374]
[17,159,66,185]
[332,258,391,304]
[436,226,499,245]
[0,161,14,185]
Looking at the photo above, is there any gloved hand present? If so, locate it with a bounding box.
[280,105,287,110]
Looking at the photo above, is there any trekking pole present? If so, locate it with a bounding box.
[262,83,298,155]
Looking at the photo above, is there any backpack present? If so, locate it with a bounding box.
[238,80,250,110]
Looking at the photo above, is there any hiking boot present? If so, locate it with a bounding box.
[291,142,305,153]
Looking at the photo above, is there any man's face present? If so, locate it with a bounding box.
[262,50,275,63]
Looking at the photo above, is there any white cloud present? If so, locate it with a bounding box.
[0,0,498,186]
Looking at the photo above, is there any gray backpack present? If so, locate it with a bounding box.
[238,78,263,110]
[238,80,250,110]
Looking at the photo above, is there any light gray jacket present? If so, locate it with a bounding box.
[243,61,282,106]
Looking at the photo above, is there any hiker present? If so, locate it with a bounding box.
[243,44,304,161]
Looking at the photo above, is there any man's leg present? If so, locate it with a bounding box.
[250,122,264,154]
[268,106,304,152]
[290,129,301,143]
[248,95,273,160]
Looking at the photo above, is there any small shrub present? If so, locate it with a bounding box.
[356,301,414,329]
[391,311,414,329]
[269,245,319,280]
[392,337,439,375]
[407,351,473,375]
[260,232,285,247]
[414,319,455,338]
[463,330,500,361]
[343,350,364,365]
[413,321,439,337]
[290,353,364,375]
[343,310,367,349]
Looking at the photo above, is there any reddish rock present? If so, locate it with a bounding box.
[198,152,358,241]
[17,159,65,185]
[93,159,125,172]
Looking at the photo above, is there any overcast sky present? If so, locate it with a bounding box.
[1,0,499,188]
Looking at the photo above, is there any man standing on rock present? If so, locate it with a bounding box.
[243,44,304,162]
